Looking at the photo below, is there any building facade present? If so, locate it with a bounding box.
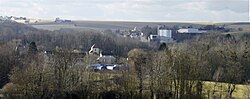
[178,28,206,33]
[158,29,172,38]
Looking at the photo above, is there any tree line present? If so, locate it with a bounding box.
[0,22,151,56]
[0,33,249,98]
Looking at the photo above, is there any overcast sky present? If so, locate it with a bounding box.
[0,0,249,22]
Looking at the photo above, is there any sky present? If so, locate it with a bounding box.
[0,0,249,22]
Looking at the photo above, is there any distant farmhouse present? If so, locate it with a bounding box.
[10,16,28,23]
[89,44,101,55]
[89,44,116,64]
[0,16,40,24]
[97,53,116,64]
[120,27,148,42]
[55,17,72,23]
[129,27,143,39]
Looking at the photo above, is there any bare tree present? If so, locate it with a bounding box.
[128,48,148,99]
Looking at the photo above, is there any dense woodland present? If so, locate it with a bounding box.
[0,21,151,56]
[0,22,250,99]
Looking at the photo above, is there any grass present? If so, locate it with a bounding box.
[221,24,250,39]
[203,81,250,99]
[88,71,250,98]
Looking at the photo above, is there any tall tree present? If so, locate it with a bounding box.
[128,48,148,99]
[28,42,37,54]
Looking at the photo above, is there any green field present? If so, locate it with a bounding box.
[203,81,250,99]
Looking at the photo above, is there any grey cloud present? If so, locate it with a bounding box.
[206,0,248,13]
[0,0,248,21]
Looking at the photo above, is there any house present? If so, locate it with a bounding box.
[129,27,144,39]
[55,17,63,23]
[149,34,159,41]
[131,27,137,32]
[55,17,72,23]
[89,44,101,55]
[97,52,116,64]
[7,16,29,23]
[130,32,139,38]
[88,44,116,64]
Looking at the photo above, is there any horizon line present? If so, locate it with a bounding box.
[1,15,249,23]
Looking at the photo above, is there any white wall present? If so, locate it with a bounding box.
[150,35,158,40]
[178,28,201,33]
[158,30,172,38]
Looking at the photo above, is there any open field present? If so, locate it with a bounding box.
[222,23,250,39]
[30,20,207,31]
[30,20,250,35]
[203,81,250,98]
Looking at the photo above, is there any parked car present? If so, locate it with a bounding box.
[88,64,122,71]
[88,64,105,71]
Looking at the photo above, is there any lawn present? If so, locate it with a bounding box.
[203,81,250,99]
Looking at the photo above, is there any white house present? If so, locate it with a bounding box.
[149,35,159,40]
[97,52,116,64]
[89,44,101,55]
[130,33,139,38]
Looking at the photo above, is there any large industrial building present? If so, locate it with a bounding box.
[177,28,206,33]
[158,29,172,38]
[148,25,174,43]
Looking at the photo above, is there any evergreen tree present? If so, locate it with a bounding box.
[158,43,168,51]
[28,42,37,54]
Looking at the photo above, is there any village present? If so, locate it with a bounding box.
[0,0,249,98]
[2,16,235,73]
